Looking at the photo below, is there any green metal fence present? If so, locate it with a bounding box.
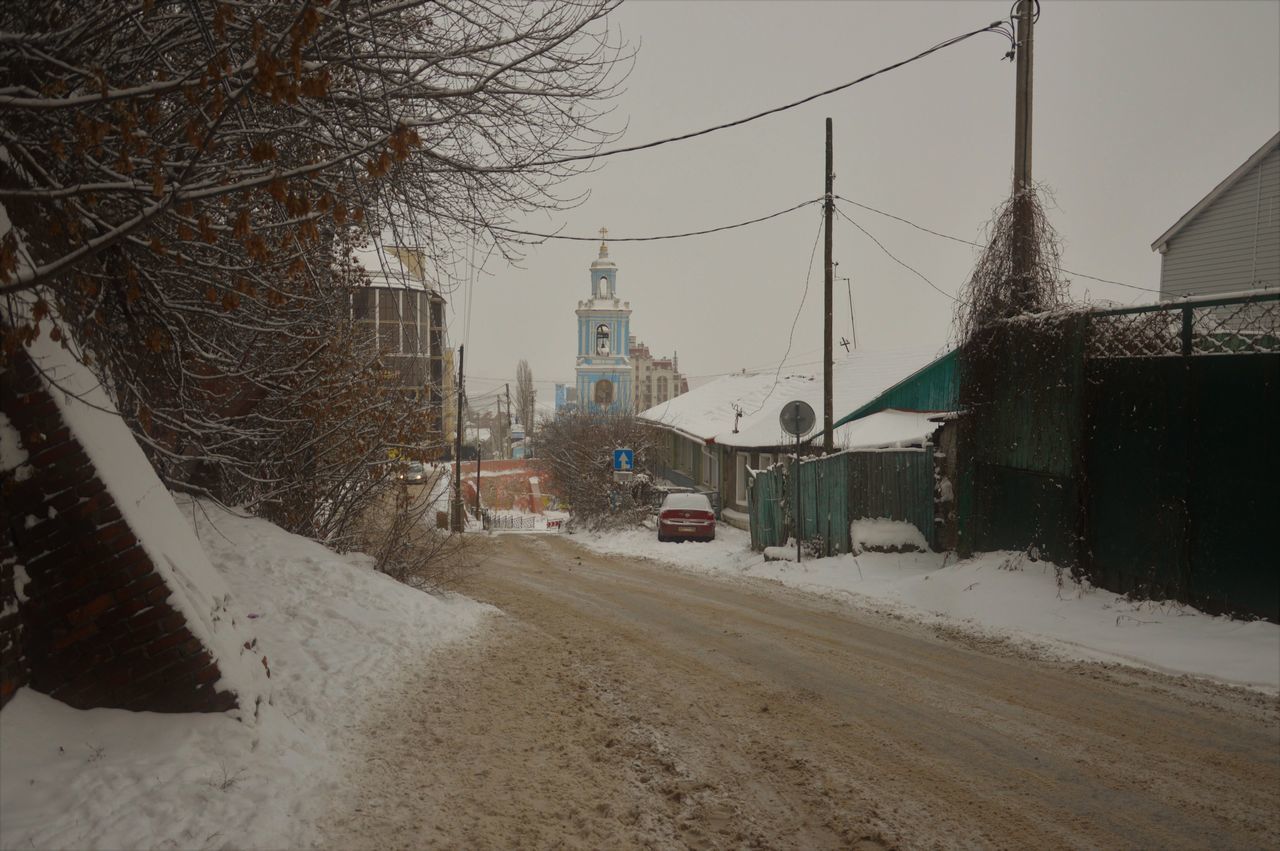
[958,292,1280,621]
[748,449,937,556]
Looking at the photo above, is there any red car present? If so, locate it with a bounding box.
[657,492,716,543]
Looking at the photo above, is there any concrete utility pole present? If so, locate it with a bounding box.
[1012,0,1035,195]
[505,383,512,459]
[823,117,834,453]
[495,399,503,460]
[1011,0,1036,299]
[452,344,465,532]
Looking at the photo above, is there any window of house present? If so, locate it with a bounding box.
[378,289,400,352]
[353,289,375,321]
[735,453,748,506]
[402,291,419,354]
[758,453,772,469]
[702,446,717,489]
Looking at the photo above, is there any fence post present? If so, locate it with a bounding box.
[1180,306,1193,356]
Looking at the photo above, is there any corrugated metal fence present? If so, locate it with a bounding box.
[748,449,936,556]
[957,292,1280,621]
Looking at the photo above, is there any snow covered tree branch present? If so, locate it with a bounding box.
[1,0,627,540]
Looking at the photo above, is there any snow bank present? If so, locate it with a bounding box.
[574,526,1280,693]
[0,500,494,850]
[20,320,270,716]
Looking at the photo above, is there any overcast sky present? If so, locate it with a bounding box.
[454,0,1279,404]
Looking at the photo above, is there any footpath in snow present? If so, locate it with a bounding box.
[0,499,494,851]
[574,522,1280,694]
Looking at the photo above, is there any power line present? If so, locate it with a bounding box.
[491,198,822,243]
[745,209,827,417]
[525,20,1014,168]
[834,195,1161,294]
[835,206,959,302]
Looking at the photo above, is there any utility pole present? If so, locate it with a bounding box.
[452,344,465,532]
[1013,0,1034,195]
[475,415,482,516]
[823,117,834,453]
[505,382,512,459]
[1011,0,1035,300]
[495,399,503,460]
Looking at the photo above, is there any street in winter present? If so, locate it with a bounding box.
[2,1,1278,850]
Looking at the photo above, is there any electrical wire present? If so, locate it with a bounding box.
[744,209,827,417]
[524,20,1014,168]
[489,198,822,243]
[835,195,1161,294]
[834,206,959,302]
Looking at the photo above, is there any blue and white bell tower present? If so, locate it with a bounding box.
[575,228,632,414]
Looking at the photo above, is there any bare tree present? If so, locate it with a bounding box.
[515,359,536,434]
[538,409,658,530]
[0,0,627,542]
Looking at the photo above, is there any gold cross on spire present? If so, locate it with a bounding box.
[598,226,609,258]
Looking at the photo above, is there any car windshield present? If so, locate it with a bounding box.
[662,493,712,511]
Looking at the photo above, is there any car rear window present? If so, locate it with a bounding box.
[662,493,712,511]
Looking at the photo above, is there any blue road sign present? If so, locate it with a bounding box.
[613,448,634,472]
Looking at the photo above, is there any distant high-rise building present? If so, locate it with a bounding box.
[630,337,689,414]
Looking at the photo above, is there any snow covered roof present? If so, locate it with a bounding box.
[350,239,440,295]
[638,345,944,449]
[825,409,939,450]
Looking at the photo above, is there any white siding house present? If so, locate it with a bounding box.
[1152,132,1279,298]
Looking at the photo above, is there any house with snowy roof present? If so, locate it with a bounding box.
[638,346,954,530]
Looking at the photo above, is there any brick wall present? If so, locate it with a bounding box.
[1,348,236,713]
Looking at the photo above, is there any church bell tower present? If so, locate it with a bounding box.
[575,228,632,413]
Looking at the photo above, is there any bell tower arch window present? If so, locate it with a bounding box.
[595,323,611,356]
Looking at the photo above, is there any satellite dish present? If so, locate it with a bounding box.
[779,400,816,436]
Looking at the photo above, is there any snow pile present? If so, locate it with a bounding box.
[0,411,27,471]
[574,525,1280,693]
[0,499,494,850]
[22,323,273,715]
[850,518,928,553]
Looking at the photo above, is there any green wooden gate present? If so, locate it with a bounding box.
[747,467,787,550]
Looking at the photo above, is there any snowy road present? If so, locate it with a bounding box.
[323,534,1280,850]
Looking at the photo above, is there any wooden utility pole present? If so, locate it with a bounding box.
[452,344,465,532]
[823,117,834,453]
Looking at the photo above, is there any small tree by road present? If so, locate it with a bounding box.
[516,360,536,435]
[538,410,658,530]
